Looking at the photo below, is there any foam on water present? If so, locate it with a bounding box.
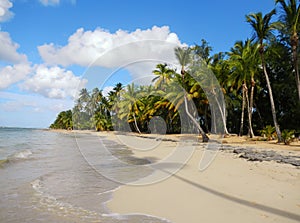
[0,128,171,223]
[9,149,33,160]
[31,178,102,222]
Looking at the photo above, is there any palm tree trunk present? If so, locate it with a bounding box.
[248,77,255,137]
[292,38,300,101]
[261,53,282,142]
[239,85,246,136]
[204,104,209,133]
[214,95,229,135]
[245,85,254,138]
[133,112,141,134]
[211,111,217,134]
[184,94,209,142]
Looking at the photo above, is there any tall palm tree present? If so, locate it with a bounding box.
[192,39,213,65]
[276,0,300,101]
[207,52,231,135]
[113,82,123,93]
[228,40,259,137]
[246,10,282,142]
[88,88,102,114]
[118,83,143,134]
[175,47,209,142]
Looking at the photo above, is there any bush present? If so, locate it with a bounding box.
[281,129,295,145]
[259,125,277,141]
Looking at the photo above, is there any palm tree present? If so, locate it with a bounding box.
[118,83,143,134]
[78,88,90,109]
[246,10,282,142]
[50,110,73,129]
[175,47,209,142]
[113,82,123,93]
[228,40,259,137]
[152,63,175,89]
[192,39,213,65]
[276,0,300,101]
[89,88,102,114]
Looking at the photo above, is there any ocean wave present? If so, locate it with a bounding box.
[0,158,9,168]
[8,149,33,161]
[31,178,102,221]
[0,149,33,168]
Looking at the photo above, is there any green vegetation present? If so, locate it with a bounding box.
[50,1,300,143]
[259,125,277,141]
[281,129,296,145]
[50,110,73,130]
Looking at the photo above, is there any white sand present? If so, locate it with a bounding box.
[106,133,300,223]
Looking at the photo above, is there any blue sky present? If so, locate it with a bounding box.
[0,0,277,128]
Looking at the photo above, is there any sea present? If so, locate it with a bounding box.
[0,127,169,223]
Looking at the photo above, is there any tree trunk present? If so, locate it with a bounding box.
[245,84,254,138]
[209,87,229,135]
[291,34,300,101]
[261,53,282,142]
[184,94,209,142]
[239,84,246,136]
[248,77,255,136]
[214,95,229,135]
[133,112,141,134]
[211,110,217,134]
[204,104,209,133]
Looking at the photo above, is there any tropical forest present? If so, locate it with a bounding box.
[50,0,300,144]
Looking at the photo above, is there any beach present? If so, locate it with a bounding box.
[106,132,300,223]
[1,128,299,223]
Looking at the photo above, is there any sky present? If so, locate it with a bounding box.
[0,0,277,128]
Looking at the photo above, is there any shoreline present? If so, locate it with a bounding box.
[48,129,300,222]
[49,128,300,151]
[75,130,299,223]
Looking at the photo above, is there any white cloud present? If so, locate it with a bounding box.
[0,0,14,22]
[0,31,27,63]
[0,91,73,112]
[39,0,60,6]
[39,0,76,6]
[0,62,32,89]
[0,91,74,127]
[102,86,114,97]
[38,26,183,68]
[21,65,87,99]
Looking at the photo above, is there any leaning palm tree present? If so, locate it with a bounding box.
[276,0,300,101]
[246,10,282,142]
[175,47,209,142]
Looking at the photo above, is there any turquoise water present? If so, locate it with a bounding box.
[0,128,169,223]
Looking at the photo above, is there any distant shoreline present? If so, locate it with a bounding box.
[49,128,300,152]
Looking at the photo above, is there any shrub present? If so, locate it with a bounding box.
[281,129,295,145]
[259,125,277,141]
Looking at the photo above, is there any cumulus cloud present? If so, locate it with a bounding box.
[0,91,73,112]
[0,0,14,22]
[38,26,183,68]
[0,31,27,63]
[21,65,87,99]
[0,63,32,89]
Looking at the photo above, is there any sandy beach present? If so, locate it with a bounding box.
[102,132,300,223]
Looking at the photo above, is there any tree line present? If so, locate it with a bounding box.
[50,0,300,143]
